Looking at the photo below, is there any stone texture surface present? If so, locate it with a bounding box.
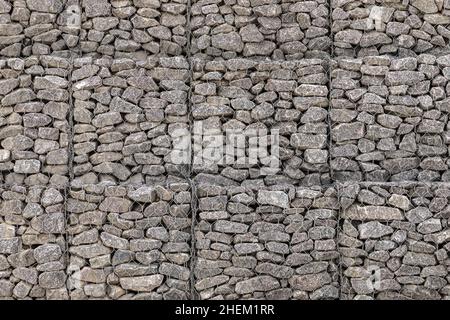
[0,0,79,58]
[194,184,340,300]
[79,0,188,59]
[66,182,191,300]
[332,0,450,58]
[192,58,330,187]
[71,56,190,187]
[331,54,450,183]
[0,56,70,186]
[1,0,450,301]
[0,185,68,300]
[339,183,450,300]
[191,0,331,60]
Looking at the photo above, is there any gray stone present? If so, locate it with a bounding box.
[213,220,248,234]
[257,190,289,208]
[344,205,404,221]
[39,271,66,289]
[99,197,132,213]
[289,272,331,292]
[26,0,63,13]
[211,32,243,52]
[403,252,436,266]
[1,89,36,106]
[34,244,62,264]
[235,276,280,294]
[0,238,20,254]
[332,123,365,142]
[119,275,164,292]
[358,221,393,239]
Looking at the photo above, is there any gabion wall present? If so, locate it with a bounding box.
[190,0,331,60]
[332,0,450,58]
[66,183,191,300]
[71,55,189,187]
[79,0,188,59]
[191,58,330,187]
[331,54,450,182]
[339,183,450,300]
[0,56,70,186]
[194,184,339,300]
[0,185,68,299]
[0,0,79,58]
[0,0,450,300]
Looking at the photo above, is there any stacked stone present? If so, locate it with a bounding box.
[339,182,450,300]
[66,183,192,300]
[332,0,450,58]
[190,0,330,61]
[79,0,188,60]
[0,185,68,299]
[192,58,330,187]
[71,56,190,187]
[0,0,79,58]
[0,56,70,186]
[194,184,339,300]
[331,54,450,182]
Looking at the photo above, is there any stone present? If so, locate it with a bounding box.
[34,244,62,264]
[335,30,362,45]
[257,190,289,208]
[127,187,156,203]
[41,188,63,207]
[412,0,438,13]
[159,263,190,281]
[0,79,19,95]
[211,32,243,52]
[23,114,52,128]
[424,14,450,24]
[332,123,365,142]
[428,229,450,244]
[358,221,393,239]
[38,271,66,289]
[0,224,15,239]
[100,232,129,250]
[12,268,38,285]
[387,195,411,210]
[239,24,264,43]
[195,275,229,291]
[405,207,433,224]
[31,213,65,234]
[75,267,107,284]
[0,280,13,297]
[0,238,20,254]
[289,272,331,292]
[213,221,248,234]
[119,275,164,292]
[1,89,36,106]
[385,72,425,86]
[417,219,442,234]
[291,133,327,150]
[83,0,111,17]
[403,252,436,266]
[343,205,404,221]
[69,244,111,259]
[235,276,280,294]
[26,0,63,14]
[99,197,132,213]
[92,17,119,31]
